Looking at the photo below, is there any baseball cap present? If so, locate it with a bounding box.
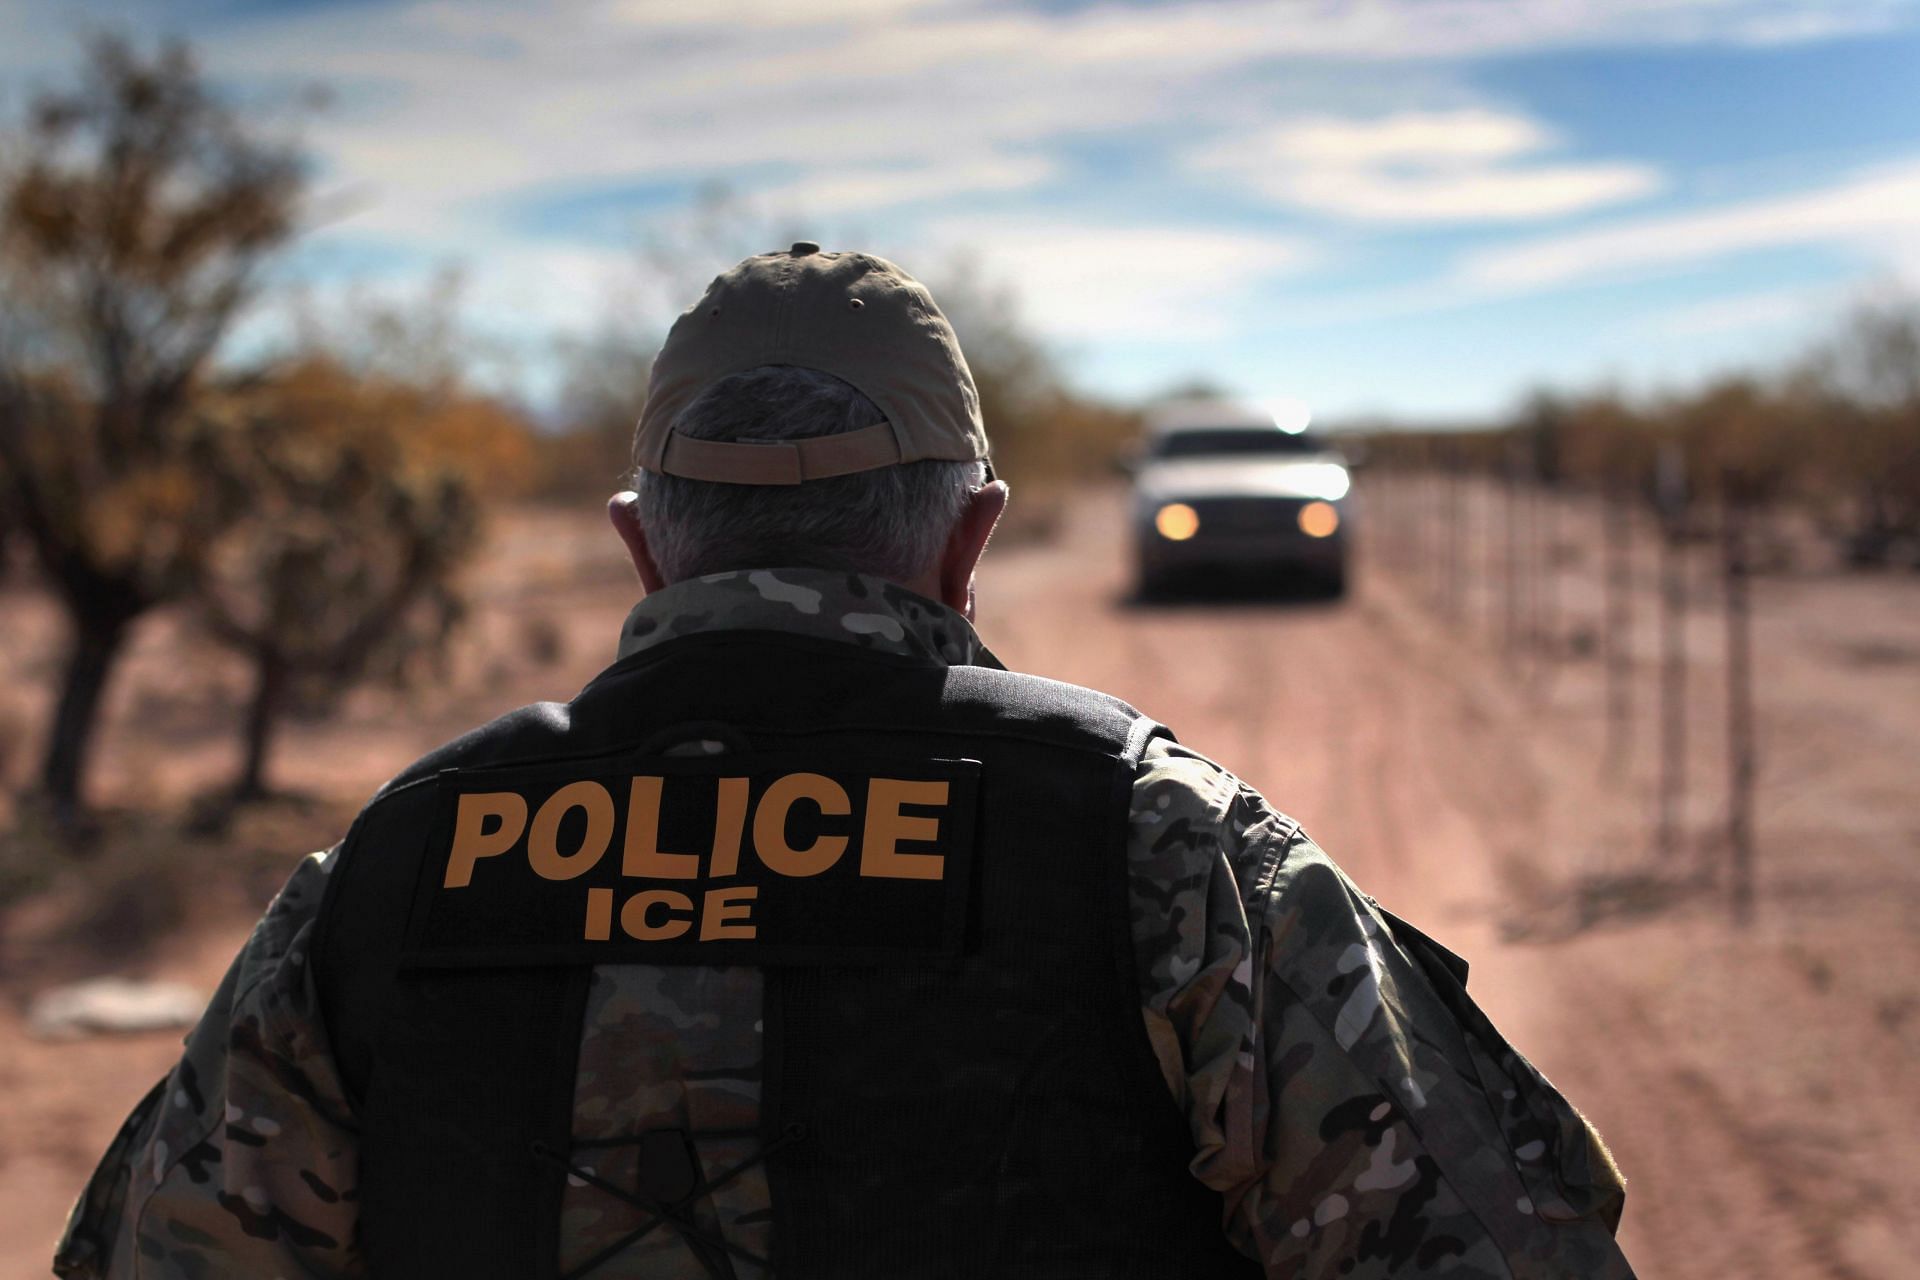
[632,243,990,485]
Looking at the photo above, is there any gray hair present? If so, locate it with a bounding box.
[630,365,986,583]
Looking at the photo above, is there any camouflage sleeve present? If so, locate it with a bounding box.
[54,849,364,1279]
[1129,743,1632,1278]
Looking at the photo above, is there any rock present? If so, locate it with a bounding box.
[26,977,205,1041]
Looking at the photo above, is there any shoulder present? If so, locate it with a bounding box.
[938,664,1159,756]
[1123,739,1303,1010]
[367,699,576,806]
[1129,740,1301,887]
[323,698,579,939]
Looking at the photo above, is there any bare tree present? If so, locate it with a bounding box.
[634,182,815,321]
[0,37,304,818]
[195,357,500,801]
[537,184,791,499]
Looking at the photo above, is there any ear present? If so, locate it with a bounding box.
[937,480,1009,620]
[608,491,667,594]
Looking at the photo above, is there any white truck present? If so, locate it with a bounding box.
[1130,400,1354,600]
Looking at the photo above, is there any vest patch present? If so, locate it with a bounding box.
[401,752,981,968]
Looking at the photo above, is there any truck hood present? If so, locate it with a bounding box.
[1136,456,1351,503]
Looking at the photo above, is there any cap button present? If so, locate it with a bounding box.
[790,240,821,257]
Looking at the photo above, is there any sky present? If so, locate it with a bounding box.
[4,0,1919,423]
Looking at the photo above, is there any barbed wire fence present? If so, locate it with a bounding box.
[1366,441,1761,927]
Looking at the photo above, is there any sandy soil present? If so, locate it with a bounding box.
[2,483,1915,1277]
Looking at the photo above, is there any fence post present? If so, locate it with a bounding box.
[1654,441,1689,869]
[1602,481,1634,776]
[1485,457,1502,640]
[1522,434,1542,670]
[1723,472,1757,923]
[1393,455,1410,569]
[1503,437,1522,653]
[1421,443,1436,604]
[1535,450,1559,688]
[1444,442,1464,622]
[1429,441,1446,608]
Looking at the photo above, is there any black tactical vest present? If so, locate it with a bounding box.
[316,630,1263,1278]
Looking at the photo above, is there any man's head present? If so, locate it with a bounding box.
[609,243,1007,617]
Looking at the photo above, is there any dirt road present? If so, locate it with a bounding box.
[993,489,1917,1279]
[3,485,1915,1276]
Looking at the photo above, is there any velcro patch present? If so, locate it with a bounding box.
[401,752,980,969]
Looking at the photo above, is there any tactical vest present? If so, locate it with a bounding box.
[316,630,1263,1279]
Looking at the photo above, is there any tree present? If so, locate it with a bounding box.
[0,37,304,818]
[195,356,508,801]
[545,200,1134,500]
[927,255,1138,488]
[1668,376,1802,509]
[544,321,655,500]
[1516,389,1570,486]
[1800,297,1920,564]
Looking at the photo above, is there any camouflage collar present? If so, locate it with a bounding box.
[616,568,1002,668]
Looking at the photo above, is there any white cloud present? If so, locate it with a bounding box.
[1251,111,1553,165]
[10,0,1915,404]
[916,219,1313,342]
[1649,284,1848,338]
[754,152,1054,217]
[1292,163,1659,222]
[75,0,1900,254]
[603,0,953,28]
[1458,158,1920,292]
[272,236,636,359]
[1726,7,1907,46]
[1266,155,1920,331]
[1192,109,1661,223]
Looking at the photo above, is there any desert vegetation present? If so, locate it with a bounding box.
[0,37,1137,830]
[1359,294,1920,570]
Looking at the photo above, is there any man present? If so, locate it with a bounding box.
[57,243,1633,1278]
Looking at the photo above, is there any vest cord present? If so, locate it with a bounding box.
[534,1123,807,1279]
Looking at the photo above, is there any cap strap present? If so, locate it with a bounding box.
[659,422,904,485]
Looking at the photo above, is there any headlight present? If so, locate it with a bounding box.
[1296,463,1350,502]
[1154,503,1200,541]
[1298,502,1339,538]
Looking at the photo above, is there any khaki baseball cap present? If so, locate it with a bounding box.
[632,243,989,485]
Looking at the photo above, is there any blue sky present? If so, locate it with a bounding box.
[6,0,1919,423]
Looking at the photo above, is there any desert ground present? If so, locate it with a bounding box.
[2,481,1915,1277]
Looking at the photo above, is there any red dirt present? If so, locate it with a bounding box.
[2,486,1915,1276]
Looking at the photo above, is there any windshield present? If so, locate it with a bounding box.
[1149,428,1329,459]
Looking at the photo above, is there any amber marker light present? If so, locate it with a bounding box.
[1298,501,1339,538]
[1154,503,1200,541]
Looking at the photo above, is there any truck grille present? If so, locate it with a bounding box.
[1188,495,1305,535]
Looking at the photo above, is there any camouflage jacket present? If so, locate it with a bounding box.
[57,568,1632,1279]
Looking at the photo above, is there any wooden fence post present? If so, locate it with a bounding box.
[1444,443,1464,622]
[1654,442,1689,869]
[1723,472,1757,923]
[1535,456,1559,687]
[1504,438,1522,653]
[1602,482,1634,777]
[1485,459,1502,641]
